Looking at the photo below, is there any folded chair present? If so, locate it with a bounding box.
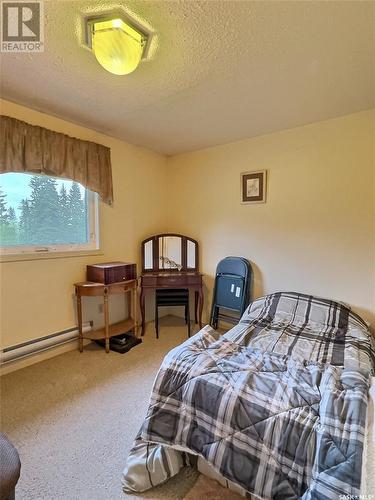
[210,256,252,329]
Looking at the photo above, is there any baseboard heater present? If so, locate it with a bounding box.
[1,322,92,365]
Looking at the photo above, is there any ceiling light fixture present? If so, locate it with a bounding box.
[86,17,148,75]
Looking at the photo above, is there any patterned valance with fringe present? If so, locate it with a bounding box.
[0,115,113,205]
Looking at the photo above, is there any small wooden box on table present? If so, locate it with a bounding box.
[75,262,138,353]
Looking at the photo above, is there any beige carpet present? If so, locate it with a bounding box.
[1,317,239,500]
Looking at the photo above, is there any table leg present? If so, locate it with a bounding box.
[194,291,198,324]
[104,290,110,353]
[127,288,131,319]
[131,285,138,337]
[140,287,146,336]
[77,293,83,353]
[198,286,204,329]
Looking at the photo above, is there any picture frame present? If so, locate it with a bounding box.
[241,170,267,204]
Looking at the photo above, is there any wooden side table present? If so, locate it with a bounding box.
[74,279,138,353]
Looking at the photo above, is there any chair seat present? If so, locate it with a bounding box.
[155,289,190,339]
[157,300,188,306]
[156,289,189,297]
[156,289,189,306]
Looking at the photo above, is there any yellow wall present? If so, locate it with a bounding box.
[0,99,168,349]
[167,111,375,328]
[1,102,374,351]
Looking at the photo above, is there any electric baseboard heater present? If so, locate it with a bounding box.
[1,322,92,365]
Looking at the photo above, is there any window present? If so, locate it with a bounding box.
[0,173,99,256]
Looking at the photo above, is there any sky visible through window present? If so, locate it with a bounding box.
[0,173,85,217]
[0,173,88,247]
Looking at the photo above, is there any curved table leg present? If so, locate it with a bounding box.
[104,291,110,353]
[76,294,83,353]
[140,287,146,336]
[131,284,139,338]
[194,291,198,324]
[198,286,204,329]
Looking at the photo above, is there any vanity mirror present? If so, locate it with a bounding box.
[141,233,198,272]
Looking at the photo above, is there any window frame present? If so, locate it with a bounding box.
[0,178,100,259]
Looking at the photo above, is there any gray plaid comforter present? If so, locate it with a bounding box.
[123,292,375,499]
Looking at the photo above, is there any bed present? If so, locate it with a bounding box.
[122,291,375,499]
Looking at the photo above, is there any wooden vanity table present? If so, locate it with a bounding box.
[139,234,203,336]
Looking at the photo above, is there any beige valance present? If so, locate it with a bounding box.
[0,115,113,205]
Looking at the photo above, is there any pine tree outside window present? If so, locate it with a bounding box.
[0,173,99,256]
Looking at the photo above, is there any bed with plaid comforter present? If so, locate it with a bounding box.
[123,292,375,499]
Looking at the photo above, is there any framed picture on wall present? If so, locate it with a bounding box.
[241,170,267,204]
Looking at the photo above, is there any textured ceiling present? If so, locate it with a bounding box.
[1,0,375,155]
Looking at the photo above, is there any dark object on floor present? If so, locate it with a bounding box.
[155,288,190,339]
[210,256,252,329]
[95,332,142,353]
[0,433,21,500]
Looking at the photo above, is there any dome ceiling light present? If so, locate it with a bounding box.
[85,15,150,75]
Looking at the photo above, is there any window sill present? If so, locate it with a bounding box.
[0,249,104,263]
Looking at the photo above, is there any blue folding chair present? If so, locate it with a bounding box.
[210,257,252,329]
